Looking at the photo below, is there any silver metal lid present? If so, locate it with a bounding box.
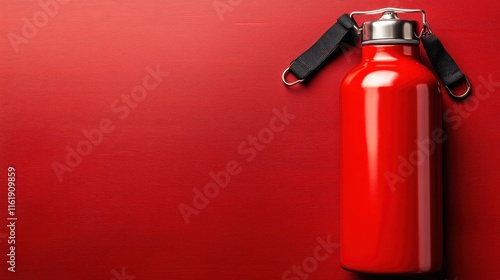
[362,12,419,45]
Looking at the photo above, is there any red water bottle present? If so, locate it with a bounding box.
[340,10,442,274]
[283,7,470,275]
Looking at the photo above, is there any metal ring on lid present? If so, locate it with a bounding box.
[350,8,431,42]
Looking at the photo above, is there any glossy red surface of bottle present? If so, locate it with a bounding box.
[340,44,442,274]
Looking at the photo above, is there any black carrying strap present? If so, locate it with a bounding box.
[283,13,471,99]
[282,14,358,85]
[422,34,471,98]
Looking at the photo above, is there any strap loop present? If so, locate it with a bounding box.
[445,77,472,99]
[422,34,471,99]
[282,14,358,86]
[282,67,304,86]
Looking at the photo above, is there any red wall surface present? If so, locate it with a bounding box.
[1,0,499,279]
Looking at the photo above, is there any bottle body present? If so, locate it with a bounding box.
[340,45,442,274]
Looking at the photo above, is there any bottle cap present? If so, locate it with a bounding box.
[362,12,419,45]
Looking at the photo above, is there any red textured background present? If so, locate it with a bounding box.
[1,0,499,279]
